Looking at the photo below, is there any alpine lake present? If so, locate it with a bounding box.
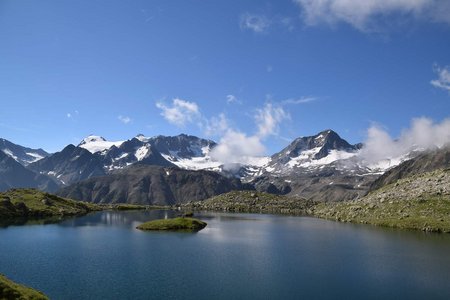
[1,210,450,300]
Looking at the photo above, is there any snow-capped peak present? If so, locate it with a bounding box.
[79,135,106,145]
[135,134,150,142]
[78,135,124,154]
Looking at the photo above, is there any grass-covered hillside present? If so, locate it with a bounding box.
[183,190,317,215]
[313,169,450,232]
[0,188,101,220]
[0,274,48,300]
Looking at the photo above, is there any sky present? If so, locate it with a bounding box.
[0,0,449,155]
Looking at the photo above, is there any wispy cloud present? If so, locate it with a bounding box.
[226,94,242,104]
[66,110,79,119]
[431,64,450,93]
[156,98,200,127]
[255,103,290,138]
[282,96,317,105]
[293,0,450,32]
[118,115,132,124]
[204,113,229,137]
[240,13,271,33]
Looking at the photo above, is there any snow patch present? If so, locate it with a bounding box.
[135,146,149,161]
[25,152,45,163]
[78,135,124,153]
[161,154,222,170]
[2,149,18,161]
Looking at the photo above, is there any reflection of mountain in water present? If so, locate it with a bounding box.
[59,210,178,228]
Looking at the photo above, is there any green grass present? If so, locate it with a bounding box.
[0,274,48,300]
[136,217,207,232]
[313,197,450,233]
[0,188,102,220]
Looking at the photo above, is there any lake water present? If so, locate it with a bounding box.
[1,210,450,299]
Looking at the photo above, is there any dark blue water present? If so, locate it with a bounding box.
[1,210,450,300]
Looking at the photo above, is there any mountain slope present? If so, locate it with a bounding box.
[313,168,450,232]
[0,138,49,166]
[101,137,175,171]
[261,129,360,176]
[370,145,450,191]
[250,130,376,201]
[0,150,59,192]
[57,165,244,205]
[28,145,106,186]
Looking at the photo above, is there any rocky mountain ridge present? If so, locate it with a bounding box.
[0,130,425,203]
[0,138,49,166]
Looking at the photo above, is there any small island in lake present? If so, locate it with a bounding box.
[136,217,207,232]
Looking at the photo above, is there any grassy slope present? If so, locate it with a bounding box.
[136,217,207,231]
[0,274,48,300]
[0,188,101,219]
[313,169,450,232]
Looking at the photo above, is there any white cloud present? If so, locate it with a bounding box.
[155,98,291,167]
[226,94,240,104]
[210,129,266,166]
[204,113,229,137]
[207,103,290,168]
[294,0,450,31]
[118,115,132,124]
[66,113,72,118]
[431,64,450,93]
[240,13,271,33]
[156,98,200,127]
[282,97,317,105]
[255,103,290,138]
[359,117,450,164]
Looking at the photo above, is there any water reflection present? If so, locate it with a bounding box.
[59,210,177,228]
[1,211,450,299]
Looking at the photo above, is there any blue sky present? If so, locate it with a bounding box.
[0,0,449,154]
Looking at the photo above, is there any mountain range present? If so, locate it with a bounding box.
[0,130,432,204]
